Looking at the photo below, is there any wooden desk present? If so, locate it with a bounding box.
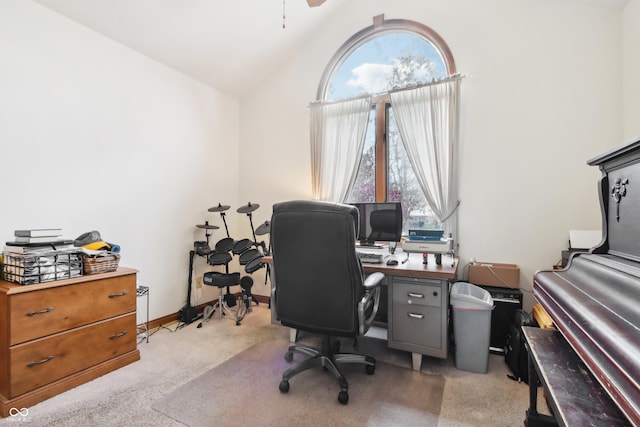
[266,252,458,371]
[522,327,628,427]
[361,252,457,280]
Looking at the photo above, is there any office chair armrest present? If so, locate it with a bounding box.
[363,271,384,291]
[358,272,384,335]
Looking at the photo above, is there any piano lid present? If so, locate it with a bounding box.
[534,253,640,426]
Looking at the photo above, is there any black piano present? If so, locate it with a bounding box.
[533,138,640,427]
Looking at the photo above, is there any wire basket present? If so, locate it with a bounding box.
[82,252,120,275]
[2,250,83,285]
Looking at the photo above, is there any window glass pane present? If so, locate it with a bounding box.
[327,33,447,101]
[387,108,442,234]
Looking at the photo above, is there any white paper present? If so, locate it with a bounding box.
[569,230,601,249]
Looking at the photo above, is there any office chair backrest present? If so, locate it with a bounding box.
[271,200,363,337]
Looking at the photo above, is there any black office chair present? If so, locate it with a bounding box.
[270,200,384,405]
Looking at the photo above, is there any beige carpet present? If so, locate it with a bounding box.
[152,337,444,426]
[0,306,536,427]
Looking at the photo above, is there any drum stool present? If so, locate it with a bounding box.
[202,272,241,325]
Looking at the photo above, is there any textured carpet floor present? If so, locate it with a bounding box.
[152,337,444,426]
[0,306,535,426]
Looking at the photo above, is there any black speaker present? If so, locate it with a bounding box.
[178,305,199,324]
[480,286,523,354]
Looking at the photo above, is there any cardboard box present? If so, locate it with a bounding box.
[468,262,520,288]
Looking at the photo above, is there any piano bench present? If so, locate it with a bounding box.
[522,327,628,427]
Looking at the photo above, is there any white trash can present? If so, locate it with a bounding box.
[450,282,494,373]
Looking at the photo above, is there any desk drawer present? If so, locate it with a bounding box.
[9,313,136,398]
[393,282,442,308]
[10,275,136,345]
[391,304,442,348]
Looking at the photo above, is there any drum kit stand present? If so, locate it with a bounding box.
[182,202,271,327]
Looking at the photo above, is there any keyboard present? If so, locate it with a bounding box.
[357,251,384,264]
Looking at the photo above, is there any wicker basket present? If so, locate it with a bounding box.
[82,252,120,275]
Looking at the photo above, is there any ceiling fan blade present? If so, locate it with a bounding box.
[307,0,327,7]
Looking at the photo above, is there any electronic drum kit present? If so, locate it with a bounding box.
[195,201,270,274]
[192,202,271,325]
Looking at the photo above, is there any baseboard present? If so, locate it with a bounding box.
[138,293,270,332]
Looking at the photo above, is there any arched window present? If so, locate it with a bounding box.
[316,15,456,233]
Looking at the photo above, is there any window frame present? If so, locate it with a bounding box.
[316,15,456,203]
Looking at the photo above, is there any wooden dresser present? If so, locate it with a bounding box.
[0,267,140,416]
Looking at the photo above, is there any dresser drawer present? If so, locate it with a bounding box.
[9,313,136,398]
[9,275,136,345]
[393,282,442,308]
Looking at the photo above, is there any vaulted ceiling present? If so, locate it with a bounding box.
[34,0,343,98]
[33,0,629,99]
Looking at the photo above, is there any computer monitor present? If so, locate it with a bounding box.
[350,202,403,246]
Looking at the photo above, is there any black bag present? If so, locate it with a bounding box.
[504,309,535,383]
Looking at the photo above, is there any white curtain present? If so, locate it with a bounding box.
[389,77,461,240]
[310,97,371,202]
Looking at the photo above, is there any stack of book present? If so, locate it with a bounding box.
[407,229,444,241]
[4,228,74,254]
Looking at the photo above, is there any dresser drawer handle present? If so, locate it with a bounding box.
[407,313,424,319]
[108,291,128,298]
[27,355,55,368]
[407,292,424,299]
[26,307,54,316]
[109,330,128,339]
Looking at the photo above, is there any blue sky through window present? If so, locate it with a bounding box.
[327,33,447,101]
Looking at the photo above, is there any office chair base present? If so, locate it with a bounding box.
[279,338,376,405]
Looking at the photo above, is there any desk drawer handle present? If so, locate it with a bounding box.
[109,330,128,339]
[407,292,424,299]
[108,291,128,298]
[408,313,424,319]
[27,355,55,368]
[26,307,54,317]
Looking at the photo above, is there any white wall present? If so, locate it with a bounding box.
[2,0,632,320]
[0,1,241,321]
[623,0,640,139]
[240,0,624,309]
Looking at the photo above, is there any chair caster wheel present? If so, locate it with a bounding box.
[284,352,293,362]
[279,380,290,393]
[365,364,375,375]
[338,390,349,405]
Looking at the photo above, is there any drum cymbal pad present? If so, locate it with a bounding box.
[237,202,260,214]
[255,220,270,235]
[208,203,231,212]
[196,223,219,230]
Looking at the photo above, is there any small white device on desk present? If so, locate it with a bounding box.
[402,234,455,266]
